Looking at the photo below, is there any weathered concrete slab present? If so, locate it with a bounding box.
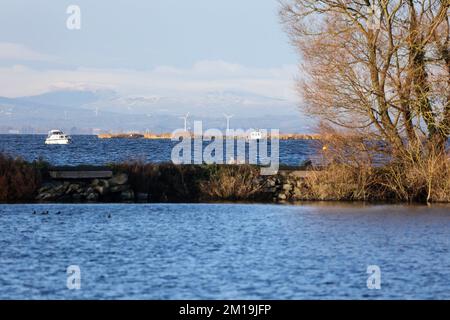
[49,170,113,179]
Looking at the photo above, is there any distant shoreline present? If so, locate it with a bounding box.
[0,133,321,140]
[97,133,322,140]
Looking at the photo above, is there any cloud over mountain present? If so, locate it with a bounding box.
[0,57,299,102]
[0,42,57,62]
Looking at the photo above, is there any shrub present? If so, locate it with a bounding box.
[199,165,265,201]
[0,154,42,202]
[113,162,266,202]
[112,161,208,202]
[381,145,450,203]
[305,128,450,203]
[301,162,378,201]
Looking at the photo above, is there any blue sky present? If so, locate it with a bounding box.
[0,0,296,69]
[0,0,301,108]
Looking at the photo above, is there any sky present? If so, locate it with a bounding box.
[0,0,301,109]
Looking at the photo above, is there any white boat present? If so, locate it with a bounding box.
[248,130,264,140]
[45,130,72,145]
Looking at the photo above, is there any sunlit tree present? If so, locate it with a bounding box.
[281,0,449,154]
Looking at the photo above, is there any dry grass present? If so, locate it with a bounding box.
[303,159,450,203]
[303,128,450,203]
[380,144,450,203]
[113,162,265,202]
[302,163,377,201]
[0,154,42,202]
[199,165,264,201]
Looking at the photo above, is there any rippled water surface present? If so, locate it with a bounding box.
[0,203,449,299]
[0,134,319,166]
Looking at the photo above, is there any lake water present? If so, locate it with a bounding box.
[0,203,449,299]
[0,134,319,166]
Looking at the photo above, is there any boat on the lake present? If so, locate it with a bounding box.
[248,130,264,140]
[45,130,72,145]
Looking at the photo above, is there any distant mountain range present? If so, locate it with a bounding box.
[0,89,312,134]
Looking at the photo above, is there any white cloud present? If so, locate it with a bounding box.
[0,42,56,62]
[0,60,300,102]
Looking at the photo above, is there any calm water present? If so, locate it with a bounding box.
[0,203,449,299]
[0,134,319,166]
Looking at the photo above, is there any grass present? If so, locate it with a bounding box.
[198,164,266,201]
[300,140,450,203]
[111,162,267,202]
[1,150,448,204]
[0,154,45,202]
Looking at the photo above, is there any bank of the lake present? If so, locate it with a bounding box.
[10,161,320,204]
[1,152,449,204]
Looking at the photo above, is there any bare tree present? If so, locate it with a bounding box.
[280,0,449,155]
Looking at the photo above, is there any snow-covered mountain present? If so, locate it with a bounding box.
[84,89,297,117]
[0,89,310,133]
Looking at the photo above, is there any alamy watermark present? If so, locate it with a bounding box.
[66,5,81,30]
[367,265,381,290]
[171,121,279,175]
[67,265,81,290]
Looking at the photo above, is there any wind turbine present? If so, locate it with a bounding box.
[180,112,190,132]
[145,114,152,134]
[224,113,234,134]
